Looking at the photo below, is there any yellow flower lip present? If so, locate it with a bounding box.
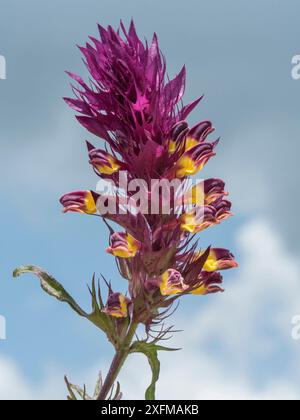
[195,248,238,272]
[84,191,98,214]
[168,137,199,155]
[88,144,123,175]
[191,271,224,295]
[174,147,216,179]
[159,269,188,296]
[94,155,121,175]
[60,190,98,214]
[102,293,129,318]
[106,232,141,258]
[180,208,217,234]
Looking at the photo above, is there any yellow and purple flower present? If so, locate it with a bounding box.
[169,137,198,154]
[169,120,215,154]
[106,232,141,258]
[198,248,238,272]
[174,142,217,179]
[158,269,188,296]
[60,190,99,214]
[102,292,130,318]
[191,272,224,295]
[87,142,124,176]
[180,206,217,233]
[213,198,233,222]
[183,178,227,206]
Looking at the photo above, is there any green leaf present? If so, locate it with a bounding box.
[139,346,160,400]
[86,277,116,336]
[13,265,87,317]
[130,341,179,400]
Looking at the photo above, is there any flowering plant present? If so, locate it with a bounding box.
[13,21,237,400]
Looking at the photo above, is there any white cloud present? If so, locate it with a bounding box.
[119,352,300,400]
[0,356,100,400]
[0,356,66,400]
[0,356,33,400]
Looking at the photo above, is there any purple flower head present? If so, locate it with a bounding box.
[64,21,211,179]
[61,20,237,328]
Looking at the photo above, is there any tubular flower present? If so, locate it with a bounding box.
[60,190,98,214]
[180,206,217,233]
[102,292,130,318]
[169,120,215,154]
[159,269,188,296]
[191,272,224,295]
[183,178,227,206]
[87,142,124,175]
[106,232,141,258]
[213,198,233,222]
[169,137,198,154]
[197,248,238,272]
[174,142,217,178]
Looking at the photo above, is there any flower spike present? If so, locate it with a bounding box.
[15,20,237,401]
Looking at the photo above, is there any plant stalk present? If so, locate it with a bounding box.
[97,321,138,400]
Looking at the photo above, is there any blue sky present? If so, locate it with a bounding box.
[0,0,300,399]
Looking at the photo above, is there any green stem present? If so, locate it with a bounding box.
[97,321,138,400]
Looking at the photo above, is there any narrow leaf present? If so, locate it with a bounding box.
[13,265,87,317]
[130,341,174,400]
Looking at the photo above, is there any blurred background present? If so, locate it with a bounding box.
[0,0,300,400]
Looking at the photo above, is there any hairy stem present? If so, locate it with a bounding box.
[97,321,138,400]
